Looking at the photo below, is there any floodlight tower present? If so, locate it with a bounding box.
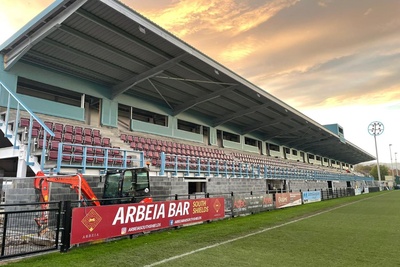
[368,121,384,189]
[395,152,399,177]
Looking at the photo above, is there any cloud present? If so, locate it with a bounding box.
[0,0,54,44]
[129,0,300,38]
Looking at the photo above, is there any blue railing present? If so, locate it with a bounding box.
[53,143,144,173]
[0,81,54,168]
[158,152,373,182]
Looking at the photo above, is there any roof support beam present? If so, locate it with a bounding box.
[3,0,88,70]
[77,7,230,91]
[111,53,188,99]
[212,103,270,127]
[172,85,238,116]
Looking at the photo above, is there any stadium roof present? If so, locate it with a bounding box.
[0,0,375,164]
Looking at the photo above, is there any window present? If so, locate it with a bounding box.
[17,77,81,107]
[292,150,298,156]
[123,105,168,126]
[178,120,201,134]
[284,147,290,154]
[308,154,315,160]
[269,143,280,152]
[223,131,240,142]
[245,137,257,146]
[316,156,321,161]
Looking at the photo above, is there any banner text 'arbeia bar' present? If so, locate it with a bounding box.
[70,198,225,245]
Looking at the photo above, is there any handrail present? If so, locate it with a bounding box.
[0,80,54,168]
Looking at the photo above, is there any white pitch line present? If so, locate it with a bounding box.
[144,195,381,267]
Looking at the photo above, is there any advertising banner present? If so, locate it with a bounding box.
[355,188,362,195]
[232,194,274,216]
[71,198,225,245]
[275,192,302,209]
[302,191,322,204]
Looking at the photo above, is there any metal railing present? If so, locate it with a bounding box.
[158,152,374,182]
[52,143,145,173]
[0,81,54,169]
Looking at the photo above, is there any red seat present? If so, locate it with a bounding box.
[93,137,102,146]
[95,153,105,164]
[120,134,127,142]
[112,147,120,155]
[72,152,83,163]
[113,155,123,165]
[19,118,30,128]
[92,129,101,138]
[74,135,83,144]
[63,133,73,143]
[50,140,60,151]
[136,142,143,151]
[130,142,136,150]
[48,150,58,161]
[32,120,41,130]
[74,126,83,136]
[102,137,111,147]
[84,128,92,137]
[37,138,45,149]
[31,128,40,138]
[62,144,73,153]
[64,124,74,134]
[52,131,62,141]
[74,145,83,154]
[83,136,93,145]
[53,123,63,133]
[44,121,53,131]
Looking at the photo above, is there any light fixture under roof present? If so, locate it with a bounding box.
[214,69,219,75]
[139,26,146,34]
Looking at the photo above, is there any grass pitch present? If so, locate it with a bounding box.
[3,191,399,267]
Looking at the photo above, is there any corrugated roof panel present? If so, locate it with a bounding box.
[83,1,185,58]
[31,42,128,82]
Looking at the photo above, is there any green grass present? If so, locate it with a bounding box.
[3,191,399,267]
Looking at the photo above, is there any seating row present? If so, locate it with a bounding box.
[20,118,101,139]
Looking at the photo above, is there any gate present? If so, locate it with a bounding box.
[0,201,62,259]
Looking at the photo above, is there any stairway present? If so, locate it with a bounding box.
[0,115,42,175]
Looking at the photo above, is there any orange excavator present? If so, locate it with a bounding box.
[34,167,152,233]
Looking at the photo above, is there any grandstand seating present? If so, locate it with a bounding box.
[13,116,364,180]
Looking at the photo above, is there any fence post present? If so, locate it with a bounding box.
[60,201,72,253]
[1,213,8,257]
[231,192,234,217]
[55,201,63,250]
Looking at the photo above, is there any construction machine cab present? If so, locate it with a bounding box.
[103,167,151,203]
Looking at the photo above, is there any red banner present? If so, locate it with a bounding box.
[70,198,225,245]
[275,192,302,209]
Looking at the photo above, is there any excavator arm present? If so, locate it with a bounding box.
[34,171,101,233]
[34,171,101,206]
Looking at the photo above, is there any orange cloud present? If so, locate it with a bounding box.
[0,0,54,44]
[137,0,300,38]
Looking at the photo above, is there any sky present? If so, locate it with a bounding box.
[0,0,399,166]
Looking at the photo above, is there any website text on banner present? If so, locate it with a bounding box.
[71,198,225,245]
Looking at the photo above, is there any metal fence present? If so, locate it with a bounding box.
[0,202,62,259]
[0,187,376,259]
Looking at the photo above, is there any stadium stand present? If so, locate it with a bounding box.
[0,0,378,200]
